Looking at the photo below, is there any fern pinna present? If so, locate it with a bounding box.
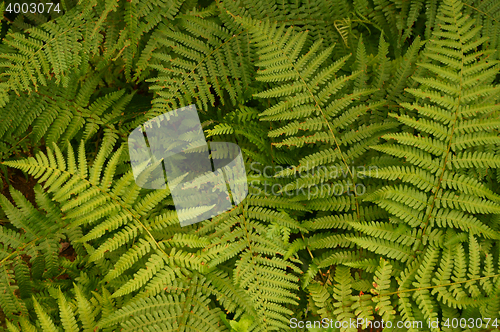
[1,0,500,331]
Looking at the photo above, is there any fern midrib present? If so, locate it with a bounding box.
[228,10,363,220]
[417,7,468,251]
[463,2,500,23]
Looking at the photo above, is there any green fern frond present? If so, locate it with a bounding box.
[145,14,253,115]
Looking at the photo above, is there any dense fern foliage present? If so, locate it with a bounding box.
[1,0,500,331]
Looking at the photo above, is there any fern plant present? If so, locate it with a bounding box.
[1,0,500,331]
